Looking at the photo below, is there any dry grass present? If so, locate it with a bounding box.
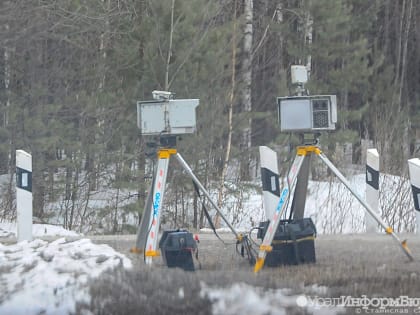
[77,267,212,315]
[78,233,420,315]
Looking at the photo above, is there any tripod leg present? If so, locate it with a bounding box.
[317,150,414,261]
[143,149,174,265]
[174,153,240,239]
[132,176,154,253]
[254,151,307,272]
[291,154,311,219]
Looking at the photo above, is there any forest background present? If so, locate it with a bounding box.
[0,0,419,234]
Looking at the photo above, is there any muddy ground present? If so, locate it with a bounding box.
[74,232,420,315]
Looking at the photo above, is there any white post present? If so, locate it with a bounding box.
[407,158,420,234]
[366,149,380,233]
[16,150,33,242]
[259,146,280,220]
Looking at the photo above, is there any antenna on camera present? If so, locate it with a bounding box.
[290,65,308,96]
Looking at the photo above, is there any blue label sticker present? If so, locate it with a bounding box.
[153,192,161,216]
[275,188,288,213]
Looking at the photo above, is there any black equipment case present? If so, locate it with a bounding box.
[159,229,197,271]
[257,218,316,266]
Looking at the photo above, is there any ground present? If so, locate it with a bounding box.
[1,230,419,315]
[82,232,420,315]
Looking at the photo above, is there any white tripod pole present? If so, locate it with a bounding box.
[317,149,413,261]
[143,149,174,265]
[254,147,308,272]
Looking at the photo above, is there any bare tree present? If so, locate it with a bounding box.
[215,0,238,228]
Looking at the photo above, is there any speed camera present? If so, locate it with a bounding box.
[137,92,199,135]
[278,95,337,132]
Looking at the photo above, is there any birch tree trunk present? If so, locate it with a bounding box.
[1,24,11,175]
[165,0,176,90]
[0,22,15,218]
[276,2,287,87]
[304,11,313,79]
[215,0,237,228]
[3,25,10,128]
[85,0,111,192]
[240,0,253,180]
[400,0,413,162]
[98,0,110,92]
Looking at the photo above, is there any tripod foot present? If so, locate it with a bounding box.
[401,240,414,262]
[254,257,265,273]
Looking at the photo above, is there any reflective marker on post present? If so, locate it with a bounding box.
[366,149,379,233]
[407,158,420,234]
[16,150,33,242]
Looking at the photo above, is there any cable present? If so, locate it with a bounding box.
[193,246,202,270]
[192,180,226,245]
[236,235,257,266]
[248,226,262,248]
[234,226,267,266]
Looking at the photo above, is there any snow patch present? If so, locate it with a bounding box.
[0,238,132,314]
[201,282,344,315]
[0,222,80,238]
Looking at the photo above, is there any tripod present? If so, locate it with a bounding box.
[132,138,243,265]
[254,144,414,272]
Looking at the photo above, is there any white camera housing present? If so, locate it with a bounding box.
[278,95,337,132]
[137,98,199,135]
[291,65,308,85]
